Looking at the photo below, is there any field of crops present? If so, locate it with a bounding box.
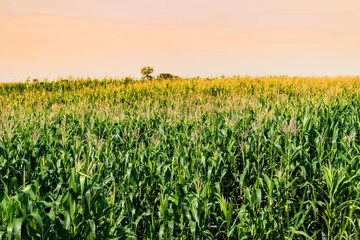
[1,76,360,239]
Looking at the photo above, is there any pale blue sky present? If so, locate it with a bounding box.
[1,0,360,82]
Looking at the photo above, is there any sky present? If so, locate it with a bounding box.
[1,0,360,82]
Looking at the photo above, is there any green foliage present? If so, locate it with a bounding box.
[157,73,177,80]
[123,77,134,84]
[141,66,154,80]
[1,76,360,238]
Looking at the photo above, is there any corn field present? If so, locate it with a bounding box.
[1,76,360,239]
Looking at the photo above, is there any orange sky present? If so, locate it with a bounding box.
[1,0,360,82]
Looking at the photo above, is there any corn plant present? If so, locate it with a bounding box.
[1,76,360,239]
